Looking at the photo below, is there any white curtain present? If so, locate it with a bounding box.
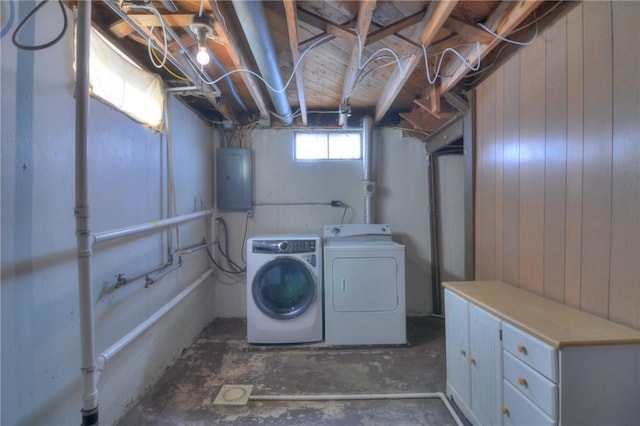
[88,27,165,132]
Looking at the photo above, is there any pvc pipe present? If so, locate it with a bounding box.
[75,2,99,425]
[249,392,463,426]
[93,209,213,246]
[96,267,214,373]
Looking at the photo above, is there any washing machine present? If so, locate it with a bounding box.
[246,234,323,344]
[323,224,406,345]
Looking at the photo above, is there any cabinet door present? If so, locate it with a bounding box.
[469,303,503,426]
[444,290,471,408]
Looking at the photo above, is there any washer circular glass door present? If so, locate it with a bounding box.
[252,257,316,319]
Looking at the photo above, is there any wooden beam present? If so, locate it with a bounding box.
[284,0,307,125]
[109,14,195,38]
[443,16,494,45]
[374,0,459,123]
[340,0,376,107]
[296,7,356,42]
[365,9,426,45]
[209,0,270,120]
[298,32,335,52]
[440,0,543,94]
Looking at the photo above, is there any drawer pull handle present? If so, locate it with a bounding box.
[502,407,510,416]
[517,345,527,354]
[460,349,466,357]
[469,357,476,365]
[518,377,528,387]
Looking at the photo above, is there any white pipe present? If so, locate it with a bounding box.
[93,209,213,246]
[75,2,99,425]
[96,267,214,373]
[249,392,462,426]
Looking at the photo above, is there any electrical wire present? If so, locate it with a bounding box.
[240,211,251,265]
[0,0,15,39]
[198,0,205,17]
[11,0,67,51]
[477,19,538,47]
[206,247,241,274]
[151,45,189,81]
[131,3,169,69]
[422,42,481,85]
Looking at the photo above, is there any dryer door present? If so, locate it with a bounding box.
[252,257,317,319]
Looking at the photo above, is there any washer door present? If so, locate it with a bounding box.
[252,257,316,319]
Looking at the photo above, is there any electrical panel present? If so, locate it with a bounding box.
[216,148,253,211]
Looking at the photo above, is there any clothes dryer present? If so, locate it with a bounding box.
[323,224,406,345]
[246,234,322,344]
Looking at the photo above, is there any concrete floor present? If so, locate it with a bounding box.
[117,317,468,425]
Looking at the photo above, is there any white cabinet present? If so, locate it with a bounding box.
[444,281,640,426]
[445,290,502,426]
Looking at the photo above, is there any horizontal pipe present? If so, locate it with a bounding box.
[177,240,215,256]
[93,209,213,246]
[249,392,462,426]
[145,260,182,287]
[96,267,214,372]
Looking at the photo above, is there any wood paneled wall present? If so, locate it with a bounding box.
[474,1,640,330]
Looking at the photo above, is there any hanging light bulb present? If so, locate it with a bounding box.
[190,14,214,67]
[196,45,210,65]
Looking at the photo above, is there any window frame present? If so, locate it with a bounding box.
[293,131,362,161]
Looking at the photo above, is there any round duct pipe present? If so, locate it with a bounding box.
[362,116,375,224]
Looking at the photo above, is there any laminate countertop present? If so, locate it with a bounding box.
[443,280,640,348]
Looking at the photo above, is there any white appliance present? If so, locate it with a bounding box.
[323,224,406,345]
[246,234,323,344]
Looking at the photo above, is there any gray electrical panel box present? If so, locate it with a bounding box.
[216,148,253,211]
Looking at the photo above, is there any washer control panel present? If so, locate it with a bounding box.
[253,239,316,254]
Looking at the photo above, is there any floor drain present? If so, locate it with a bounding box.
[213,384,254,405]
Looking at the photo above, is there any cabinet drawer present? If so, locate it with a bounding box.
[503,380,556,426]
[503,350,558,419]
[503,322,558,382]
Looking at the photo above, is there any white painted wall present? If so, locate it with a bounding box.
[438,155,465,283]
[214,127,434,317]
[1,3,216,425]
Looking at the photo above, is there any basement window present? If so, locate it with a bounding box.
[294,132,361,160]
[79,27,165,132]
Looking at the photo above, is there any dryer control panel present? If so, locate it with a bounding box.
[252,239,316,254]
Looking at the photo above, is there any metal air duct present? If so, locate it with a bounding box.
[231,0,293,125]
[362,116,375,224]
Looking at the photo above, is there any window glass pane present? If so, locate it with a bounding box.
[295,133,328,159]
[328,133,361,159]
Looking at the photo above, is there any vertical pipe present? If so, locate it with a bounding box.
[362,116,374,224]
[75,2,98,425]
[427,154,443,315]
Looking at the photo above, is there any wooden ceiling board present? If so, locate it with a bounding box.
[79,0,572,133]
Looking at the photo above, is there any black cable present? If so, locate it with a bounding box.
[0,0,15,39]
[217,240,245,272]
[341,206,348,224]
[215,217,244,272]
[12,0,68,51]
[240,211,250,265]
[206,247,240,274]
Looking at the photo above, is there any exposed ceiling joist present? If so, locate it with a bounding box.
[340,0,376,117]
[366,9,426,45]
[374,0,459,123]
[440,0,543,94]
[284,0,308,125]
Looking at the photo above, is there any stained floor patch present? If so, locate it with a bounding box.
[213,384,254,405]
[116,317,470,425]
